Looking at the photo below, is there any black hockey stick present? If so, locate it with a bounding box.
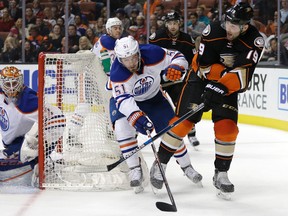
[148,131,177,212]
[106,103,205,171]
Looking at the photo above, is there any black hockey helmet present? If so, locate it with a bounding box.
[225,2,253,25]
[165,11,181,22]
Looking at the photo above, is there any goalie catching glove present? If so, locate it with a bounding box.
[202,81,228,111]
[162,64,185,82]
[128,111,154,135]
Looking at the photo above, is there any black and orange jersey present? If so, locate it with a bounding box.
[194,21,264,94]
[149,28,196,65]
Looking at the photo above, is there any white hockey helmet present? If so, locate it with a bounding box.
[106,17,122,34]
[114,36,140,62]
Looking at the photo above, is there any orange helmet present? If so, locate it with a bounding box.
[0,66,23,98]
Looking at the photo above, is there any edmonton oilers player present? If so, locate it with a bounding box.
[0,66,65,186]
[110,36,202,193]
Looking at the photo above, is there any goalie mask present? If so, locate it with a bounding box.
[0,66,24,98]
[114,36,141,72]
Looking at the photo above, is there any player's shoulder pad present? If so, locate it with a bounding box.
[16,86,38,113]
[110,59,133,82]
[246,24,265,49]
[100,34,116,50]
[140,44,165,65]
[202,22,225,39]
[149,28,166,41]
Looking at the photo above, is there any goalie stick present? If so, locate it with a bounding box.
[148,131,177,212]
[74,103,204,173]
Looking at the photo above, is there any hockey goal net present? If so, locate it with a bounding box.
[38,52,130,191]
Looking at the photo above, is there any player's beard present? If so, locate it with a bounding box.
[226,31,239,41]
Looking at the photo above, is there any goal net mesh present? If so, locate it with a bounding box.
[38,52,130,191]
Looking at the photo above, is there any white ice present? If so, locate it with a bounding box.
[1,120,288,216]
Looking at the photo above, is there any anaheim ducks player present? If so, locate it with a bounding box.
[150,2,265,199]
[149,11,200,148]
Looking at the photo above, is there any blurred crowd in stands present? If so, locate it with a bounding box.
[0,0,287,65]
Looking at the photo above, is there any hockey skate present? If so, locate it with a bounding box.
[188,134,200,149]
[213,169,234,200]
[129,165,144,194]
[181,165,203,187]
[150,160,167,193]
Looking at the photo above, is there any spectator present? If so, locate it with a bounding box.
[129,8,139,26]
[49,24,63,51]
[61,5,76,26]
[187,12,206,40]
[85,27,98,45]
[24,40,37,63]
[124,0,142,17]
[135,15,147,41]
[56,17,65,36]
[51,5,60,20]
[8,0,22,22]
[254,0,277,25]
[67,24,80,53]
[0,7,15,32]
[74,15,88,36]
[43,7,57,30]
[196,5,210,25]
[100,6,107,23]
[143,0,162,16]
[27,24,43,50]
[154,4,166,22]
[265,11,278,36]
[35,17,50,36]
[25,7,36,28]
[0,0,9,11]
[37,35,54,54]
[115,8,130,36]
[280,0,288,25]
[32,0,44,19]
[8,17,22,40]
[78,36,92,51]
[0,36,20,63]
[261,37,278,61]
[94,17,106,38]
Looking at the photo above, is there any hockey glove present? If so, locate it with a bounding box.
[163,64,185,82]
[202,81,228,111]
[127,111,154,135]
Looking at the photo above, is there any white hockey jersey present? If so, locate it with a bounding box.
[92,34,117,90]
[110,44,188,118]
[0,86,65,146]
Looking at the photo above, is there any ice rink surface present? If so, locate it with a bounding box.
[1,120,288,216]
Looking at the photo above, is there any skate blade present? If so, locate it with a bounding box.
[133,186,144,194]
[151,185,160,195]
[216,189,232,200]
[193,145,200,151]
[195,181,203,188]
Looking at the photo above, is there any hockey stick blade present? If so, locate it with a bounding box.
[156,202,177,212]
[106,103,205,172]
